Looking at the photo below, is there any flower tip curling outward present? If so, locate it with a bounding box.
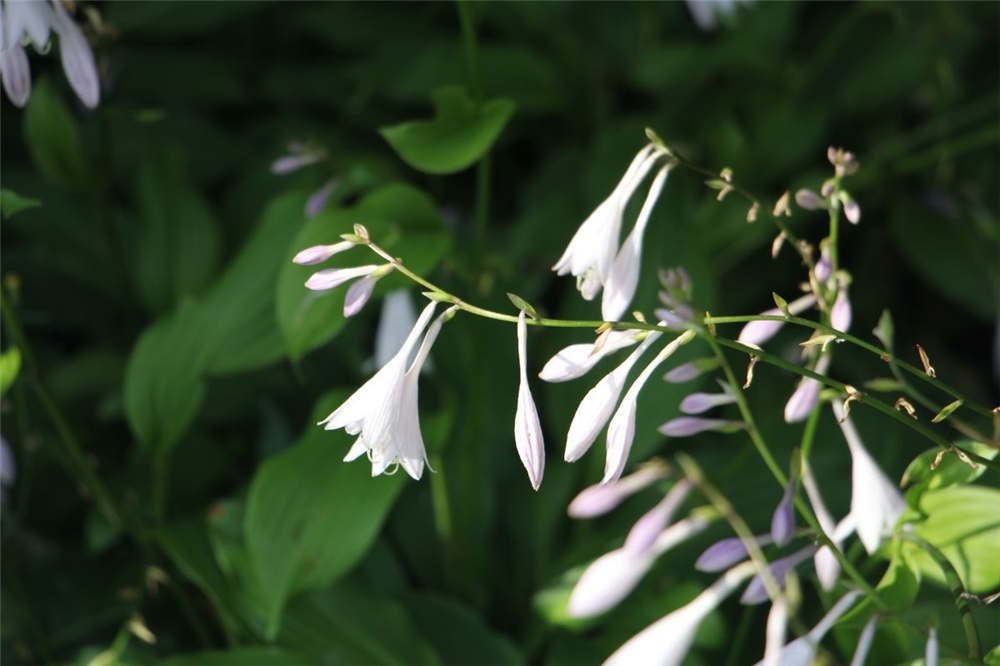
[515,311,545,490]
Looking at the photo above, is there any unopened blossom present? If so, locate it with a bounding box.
[849,615,879,666]
[841,192,861,224]
[565,331,662,462]
[695,534,772,572]
[0,436,14,508]
[813,515,855,591]
[305,179,337,218]
[553,144,663,301]
[814,247,833,282]
[623,480,691,553]
[569,513,712,619]
[679,382,737,415]
[538,329,639,382]
[770,474,796,547]
[602,166,671,321]
[292,240,355,265]
[737,293,816,347]
[374,290,418,367]
[344,275,378,317]
[604,330,696,482]
[828,147,859,178]
[568,464,668,518]
[1,0,100,108]
[832,401,906,553]
[741,545,817,605]
[304,264,382,291]
[658,416,742,438]
[663,358,718,383]
[784,353,831,423]
[603,561,756,666]
[514,310,545,490]
[751,590,862,666]
[321,302,441,479]
[831,286,852,332]
[271,141,326,174]
[795,189,825,211]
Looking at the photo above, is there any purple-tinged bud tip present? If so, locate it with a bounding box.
[696,534,773,572]
[293,241,355,265]
[814,254,833,282]
[664,363,698,383]
[567,466,668,518]
[770,477,796,547]
[740,546,816,605]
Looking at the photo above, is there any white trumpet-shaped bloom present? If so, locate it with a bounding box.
[601,165,671,321]
[604,330,695,483]
[553,144,661,300]
[752,590,862,666]
[603,561,756,666]
[564,331,662,462]
[832,401,906,553]
[514,310,545,490]
[319,302,440,480]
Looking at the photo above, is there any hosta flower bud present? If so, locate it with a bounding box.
[770,475,797,547]
[567,465,668,518]
[658,417,742,437]
[740,546,816,605]
[695,534,772,572]
[831,287,852,332]
[293,241,355,265]
[795,189,825,210]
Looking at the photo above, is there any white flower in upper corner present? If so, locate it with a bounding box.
[319,302,441,480]
[752,591,862,666]
[738,293,817,347]
[538,328,640,383]
[603,561,756,666]
[601,165,672,321]
[784,353,831,423]
[514,310,545,490]
[832,401,906,553]
[1,0,100,108]
[553,143,664,301]
[685,0,752,31]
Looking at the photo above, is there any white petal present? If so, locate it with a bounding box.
[292,240,354,265]
[52,1,98,108]
[305,264,380,291]
[0,44,31,107]
[343,439,368,462]
[5,0,54,50]
[375,290,418,368]
[849,615,879,666]
[738,294,817,347]
[783,354,830,423]
[343,275,378,317]
[568,546,655,618]
[514,311,545,489]
[763,598,789,666]
[925,627,938,666]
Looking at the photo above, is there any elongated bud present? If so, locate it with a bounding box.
[784,354,830,423]
[695,534,772,572]
[659,417,743,437]
[740,546,816,605]
[623,480,691,553]
[770,475,797,547]
[795,189,825,210]
[567,465,668,518]
[304,264,380,291]
[916,344,936,377]
[292,240,355,265]
[738,294,816,347]
[840,191,861,224]
[343,275,379,317]
[814,249,832,282]
[514,311,545,490]
[663,357,719,383]
[305,179,337,218]
[679,387,737,415]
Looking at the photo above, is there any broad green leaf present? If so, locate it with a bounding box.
[0,347,21,395]
[22,78,88,189]
[901,441,997,507]
[405,593,525,665]
[244,391,407,638]
[0,189,40,217]
[132,150,222,314]
[160,648,318,666]
[905,485,1000,593]
[380,86,515,174]
[276,183,450,361]
[986,643,1000,666]
[875,553,920,613]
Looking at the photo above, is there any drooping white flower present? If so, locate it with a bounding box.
[603,561,756,666]
[832,401,906,553]
[751,590,862,666]
[567,464,668,518]
[514,310,545,490]
[604,330,696,483]
[737,293,816,347]
[763,598,789,666]
[320,302,440,480]
[553,144,663,301]
[569,512,712,619]
[374,290,418,368]
[601,165,671,321]
[538,328,639,382]
[784,353,831,423]
[564,330,662,462]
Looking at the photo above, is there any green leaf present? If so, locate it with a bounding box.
[875,552,921,612]
[772,291,791,317]
[160,648,319,666]
[380,86,515,174]
[276,183,450,361]
[131,149,222,314]
[930,399,962,423]
[507,292,539,319]
[404,593,525,665]
[0,189,40,218]
[900,441,996,506]
[0,347,21,395]
[244,391,408,638]
[905,485,1000,593]
[22,77,89,189]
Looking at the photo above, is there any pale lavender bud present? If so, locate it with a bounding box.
[740,546,817,605]
[814,252,832,282]
[795,189,825,210]
[0,45,31,108]
[842,193,861,224]
[304,179,337,218]
[737,294,817,347]
[679,388,736,415]
[770,476,796,547]
[623,480,691,553]
[567,464,668,519]
[659,417,742,437]
[695,534,772,572]
[304,264,379,291]
[784,354,830,423]
[664,363,698,383]
[292,241,355,265]
[831,288,852,332]
[821,179,835,197]
[344,275,378,317]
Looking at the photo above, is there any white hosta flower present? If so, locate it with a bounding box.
[605,330,696,483]
[601,165,671,321]
[0,40,28,106]
[304,264,381,291]
[738,293,816,347]
[553,144,662,301]
[514,310,545,490]
[374,290,418,368]
[752,590,862,666]
[832,401,906,553]
[564,330,662,462]
[567,464,668,518]
[569,513,711,619]
[784,353,831,423]
[538,328,639,382]
[603,561,756,666]
[320,302,440,480]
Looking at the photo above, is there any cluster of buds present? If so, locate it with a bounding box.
[794,146,862,225]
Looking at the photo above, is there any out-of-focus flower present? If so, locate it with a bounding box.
[658,416,743,438]
[679,381,737,415]
[832,401,905,553]
[304,263,391,316]
[567,464,668,518]
[602,166,671,321]
[740,545,817,605]
[0,436,14,508]
[751,591,862,666]
[827,147,859,178]
[925,627,938,666]
[763,598,789,666]
[685,0,751,31]
[814,246,833,283]
[623,479,691,553]
[695,534,772,572]
[320,302,441,480]
[1,0,100,108]
[784,353,831,423]
[831,286,852,332]
[770,474,796,547]
[553,144,664,302]
[794,189,826,211]
[271,141,326,174]
[514,310,545,490]
[603,561,756,666]
[538,329,639,382]
[305,179,337,218]
[737,294,816,347]
[849,615,879,666]
[663,357,719,383]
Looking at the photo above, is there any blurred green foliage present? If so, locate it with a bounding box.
[2,2,998,665]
